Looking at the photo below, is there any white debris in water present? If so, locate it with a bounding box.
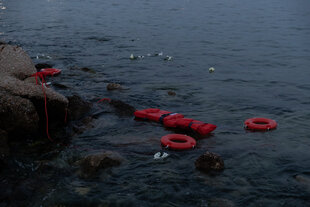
[130,54,135,60]
[154,52,163,56]
[44,82,51,86]
[36,53,52,59]
[130,54,144,60]
[164,56,173,61]
[154,152,169,160]
[209,67,215,73]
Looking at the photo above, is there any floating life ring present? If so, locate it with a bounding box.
[244,117,277,131]
[161,134,196,150]
[40,68,61,76]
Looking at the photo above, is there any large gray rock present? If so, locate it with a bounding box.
[0,44,68,138]
[0,44,68,104]
[0,90,39,135]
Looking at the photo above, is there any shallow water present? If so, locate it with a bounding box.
[1,0,310,206]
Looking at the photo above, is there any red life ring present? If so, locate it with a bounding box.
[40,68,61,76]
[244,117,277,131]
[161,134,196,150]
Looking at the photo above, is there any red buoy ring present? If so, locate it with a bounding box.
[40,68,61,76]
[244,117,277,131]
[161,134,196,150]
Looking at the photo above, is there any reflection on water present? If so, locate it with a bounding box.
[1,0,310,206]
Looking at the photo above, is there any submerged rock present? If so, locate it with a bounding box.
[80,67,96,74]
[78,151,123,177]
[208,198,235,207]
[195,151,224,173]
[294,174,310,187]
[67,95,92,121]
[167,91,176,96]
[107,83,122,90]
[109,99,136,116]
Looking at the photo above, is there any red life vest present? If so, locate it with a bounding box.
[134,108,216,135]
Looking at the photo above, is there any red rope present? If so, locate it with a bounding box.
[32,72,53,141]
[97,98,111,103]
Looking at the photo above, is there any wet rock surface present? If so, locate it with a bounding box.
[77,151,123,177]
[0,129,9,157]
[67,95,93,121]
[109,99,136,116]
[195,151,224,173]
[0,44,69,140]
[0,90,39,136]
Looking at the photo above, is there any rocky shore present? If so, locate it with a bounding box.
[0,42,225,206]
[0,43,94,158]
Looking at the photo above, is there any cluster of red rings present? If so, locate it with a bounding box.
[160,117,277,150]
[133,108,278,150]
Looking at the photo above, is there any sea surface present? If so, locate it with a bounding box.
[1,0,310,206]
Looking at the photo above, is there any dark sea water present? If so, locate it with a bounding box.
[1,0,310,206]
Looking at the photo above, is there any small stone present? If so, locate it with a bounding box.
[74,187,91,196]
[81,67,96,74]
[107,83,122,90]
[167,91,176,96]
[195,151,224,173]
[78,151,123,177]
[208,198,235,207]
